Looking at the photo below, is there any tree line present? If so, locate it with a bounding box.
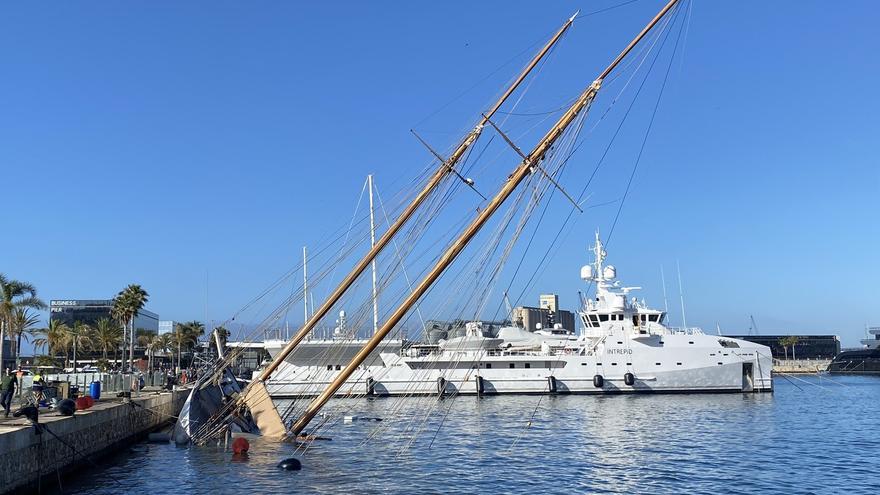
[1,273,216,375]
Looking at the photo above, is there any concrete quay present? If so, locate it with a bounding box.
[772,359,831,374]
[0,388,188,494]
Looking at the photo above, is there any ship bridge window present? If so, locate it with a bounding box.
[588,315,600,325]
[509,363,515,369]
[648,315,659,322]
[599,314,609,322]
[525,363,531,369]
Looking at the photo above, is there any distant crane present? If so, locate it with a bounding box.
[748,315,759,336]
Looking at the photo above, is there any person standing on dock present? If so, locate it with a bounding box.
[1,367,17,417]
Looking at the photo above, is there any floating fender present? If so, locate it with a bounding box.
[57,399,76,416]
[437,377,447,396]
[624,372,635,386]
[548,375,558,394]
[475,375,484,396]
[366,377,376,397]
[593,374,604,388]
[14,405,40,422]
[232,437,249,454]
[278,458,302,471]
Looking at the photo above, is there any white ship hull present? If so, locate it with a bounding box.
[262,332,773,397]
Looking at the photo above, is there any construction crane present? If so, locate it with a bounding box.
[748,315,759,336]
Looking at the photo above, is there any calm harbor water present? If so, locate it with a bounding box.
[63,375,878,494]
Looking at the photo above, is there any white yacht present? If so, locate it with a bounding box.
[263,233,773,397]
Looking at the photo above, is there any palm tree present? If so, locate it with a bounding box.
[112,284,149,371]
[66,321,93,372]
[34,320,71,366]
[175,321,204,372]
[154,333,174,370]
[214,325,231,350]
[93,317,123,362]
[778,336,800,361]
[777,337,789,360]
[9,308,41,365]
[0,274,47,376]
[138,330,158,371]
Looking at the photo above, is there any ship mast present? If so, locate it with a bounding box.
[250,13,578,384]
[291,0,681,436]
[369,174,379,335]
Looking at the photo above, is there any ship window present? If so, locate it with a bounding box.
[640,315,646,322]
[509,363,515,369]
[611,363,617,366]
[596,363,602,366]
[581,363,587,366]
[659,341,664,345]
[326,365,332,370]
[617,341,623,345]
[689,341,694,345]
[525,363,531,369]
[486,363,492,369]
[626,363,632,366]
[589,315,599,325]
[649,315,659,322]
[335,365,341,370]
[676,362,682,366]
[599,315,609,322]
[710,353,715,356]
[655,362,661,366]
[718,362,723,365]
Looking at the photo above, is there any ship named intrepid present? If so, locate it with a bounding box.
[263,232,773,397]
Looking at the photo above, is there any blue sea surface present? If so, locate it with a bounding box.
[63,375,879,494]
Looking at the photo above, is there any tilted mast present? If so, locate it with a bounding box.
[291,0,681,436]
[236,12,579,437]
[249,14,577,385]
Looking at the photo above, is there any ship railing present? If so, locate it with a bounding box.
[668,327,704,335]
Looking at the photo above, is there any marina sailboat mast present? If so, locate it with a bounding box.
[290,0,682,436]
[248,13,578,385]
[369,174,378,335]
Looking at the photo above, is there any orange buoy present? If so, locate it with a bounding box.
[232,437,250,455]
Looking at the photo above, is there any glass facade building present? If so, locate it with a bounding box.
[50,299,159,333]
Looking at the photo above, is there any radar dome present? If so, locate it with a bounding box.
[580,265,593,280]
[603,265,616,279]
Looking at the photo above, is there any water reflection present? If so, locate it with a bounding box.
[63,376,879,494]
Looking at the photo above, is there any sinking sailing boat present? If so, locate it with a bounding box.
[175,7,578,444]
[180,0,768,445]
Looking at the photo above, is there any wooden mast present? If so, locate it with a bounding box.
[290,0,680,436]
[251,13,578,384]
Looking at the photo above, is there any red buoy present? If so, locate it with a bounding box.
[75,396,93,410]
[232,437,250,455]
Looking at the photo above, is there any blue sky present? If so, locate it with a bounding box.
[2,1,878,349]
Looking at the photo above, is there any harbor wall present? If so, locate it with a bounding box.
[773,359,831,374]
[0,389,188,494]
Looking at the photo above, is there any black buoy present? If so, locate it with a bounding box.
[14,405,40,422]
[437,377,447,397]
[624,372,635,386]
[547,375,558,394]
[366,377,375,396]
[593,374,604,388]
[278,458,302,471]
[57,399,77,416]
[475,375,485,396]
